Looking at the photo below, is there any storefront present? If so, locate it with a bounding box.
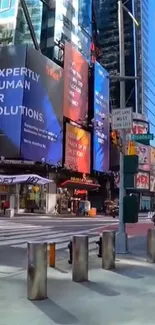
[0,173,53,215]
[57,175,100,215]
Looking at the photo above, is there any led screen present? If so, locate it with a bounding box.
[0,45,63,165]
[65,122,90,174]
[63,41,88,123]
[93,62,109,172]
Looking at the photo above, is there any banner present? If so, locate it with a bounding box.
[135,172,149,190]
[0,174,53,185]
[0,45,63,165]
[65,123,90,173]
[63,42,88,123]
[93,62,109,172]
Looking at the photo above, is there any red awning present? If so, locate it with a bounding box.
[59,180,100,190]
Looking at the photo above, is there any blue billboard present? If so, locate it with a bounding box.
[78,0,92,37]
[0,45,63,165]
[93,62,109,172]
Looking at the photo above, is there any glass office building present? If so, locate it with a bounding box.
[0,0,43,46]
[93,0,154,118]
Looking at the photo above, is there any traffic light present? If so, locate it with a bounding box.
[110,130,118,145]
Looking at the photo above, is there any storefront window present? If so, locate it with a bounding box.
[19,184,46,211]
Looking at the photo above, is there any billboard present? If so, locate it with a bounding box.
[93,62,109,172]
[135,172,150,190]
[78,0,92,37]
[65,123,90,173]
[0,45,26,157]
[150,147,155,166]
[125,142,150,171]
[0,45,63,165]
[63,41,88,123]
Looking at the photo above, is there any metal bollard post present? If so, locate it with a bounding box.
[102,231,115,270]
[27,242,48,300]
[147,228,155,263]
[68,240,72,264]
[72,235,88,282]
[49,242,55,267]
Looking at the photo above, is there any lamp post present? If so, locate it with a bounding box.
[116,0,139,253]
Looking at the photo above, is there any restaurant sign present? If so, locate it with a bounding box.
[71,174,95,185]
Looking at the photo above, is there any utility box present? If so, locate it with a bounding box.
[123,195,138,223]
[124,155,139,174]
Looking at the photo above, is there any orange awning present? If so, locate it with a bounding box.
[59,180,100,190]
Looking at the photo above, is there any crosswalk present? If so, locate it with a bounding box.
[0,220,104,252]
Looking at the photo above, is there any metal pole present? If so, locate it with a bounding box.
[72,235,88,282]
[116,0,128,253]
[27,242,48,300]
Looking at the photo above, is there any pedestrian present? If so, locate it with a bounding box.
[151,213,155,226]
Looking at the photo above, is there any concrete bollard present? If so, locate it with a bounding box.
[27,242,48,300]
[72,235,88,282]
[147,229,155,263]
[102,231,115,270]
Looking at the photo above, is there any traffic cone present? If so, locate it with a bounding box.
[127,141,136,155]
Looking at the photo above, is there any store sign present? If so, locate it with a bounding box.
[0,174,53,185]
[135,172,149,190]
[0,159,35,165]
[71,175,94,184]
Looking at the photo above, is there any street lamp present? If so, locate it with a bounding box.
[116,0,139,253]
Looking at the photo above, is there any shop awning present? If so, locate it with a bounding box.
[59,180,101,190]
[0,174,53,185]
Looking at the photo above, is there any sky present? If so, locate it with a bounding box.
[146,0,155,146]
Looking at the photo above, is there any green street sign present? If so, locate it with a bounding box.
[131,133,154,141]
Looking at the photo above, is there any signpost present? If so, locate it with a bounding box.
[112,107,133,130]
[131,133,154,141]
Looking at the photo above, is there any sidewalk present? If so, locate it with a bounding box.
[1,235,155,325]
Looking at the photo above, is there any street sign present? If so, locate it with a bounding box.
[131,133,154,141]
[112,107,133,130]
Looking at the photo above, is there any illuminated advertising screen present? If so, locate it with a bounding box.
[63,41,88,123]
[65,123,90,173]
[93,62,109,172]
[0,45,63,165]
[0,45,26,158]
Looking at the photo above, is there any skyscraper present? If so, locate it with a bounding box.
[93,0,152,117]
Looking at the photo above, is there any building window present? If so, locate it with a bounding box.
[0,0,11,11]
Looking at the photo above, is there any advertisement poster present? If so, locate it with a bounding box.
[21,47,63,165]
[63,41,88,123]
[150,172,155,192]
[0,45,26,157]
[0,45,63,165]
[65,123,90,173]
[135,172,150,190]
[150,147,155,166]
[93,62,109,172]
[125,142,150,171]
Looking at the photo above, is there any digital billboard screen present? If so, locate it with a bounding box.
[93,62,109,172]
[65,123,90,174]
[0,45,63,165]
[0,45,26,158]
[21,47,63,165]
[63,41,88,123]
